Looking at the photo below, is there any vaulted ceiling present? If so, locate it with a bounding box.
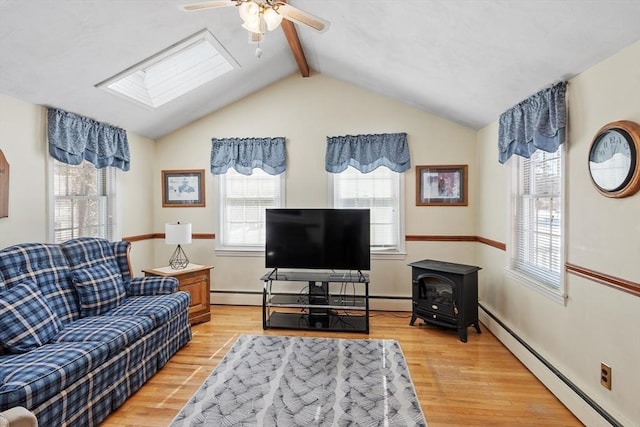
[1,1,640,139]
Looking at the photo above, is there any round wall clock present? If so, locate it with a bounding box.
[588,120,640,198]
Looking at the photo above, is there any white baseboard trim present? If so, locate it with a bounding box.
[212,292,263,306]
[479,305,621,427]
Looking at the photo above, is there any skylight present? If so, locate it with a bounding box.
[97,30,238,109]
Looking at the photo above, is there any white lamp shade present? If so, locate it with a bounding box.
[263,8,283,31]
[238,1,259,21]
[242,15,264,34]
[165,222,192,245]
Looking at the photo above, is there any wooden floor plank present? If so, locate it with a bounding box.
[101,305,582,426]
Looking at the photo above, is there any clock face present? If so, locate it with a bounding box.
[588,129,635,192]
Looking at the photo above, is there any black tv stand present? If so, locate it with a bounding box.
[261,271,370,333]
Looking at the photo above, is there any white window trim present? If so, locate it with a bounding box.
[47,155,56,242]
[215,171,285,253]
[215,248,265,257]
[505,146,567,306]
[504,268,567,305]
[328,168,406,258]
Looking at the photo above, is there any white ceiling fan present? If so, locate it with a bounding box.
[179,0,330,45]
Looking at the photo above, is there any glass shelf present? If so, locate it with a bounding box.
[262,272,369,333]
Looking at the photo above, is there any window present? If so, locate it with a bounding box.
[218,168,284,249]
[332,166,404,253]
[509,148,565,300]
[51,160,116,243]
[97,30,238,109]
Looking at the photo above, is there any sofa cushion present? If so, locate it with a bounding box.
[127,276,178,296]
[106,292,190,328]
[61,237,132,286]
[0,243,78,324]
[0,341,109,410]
[0,280,63,353]
[52,315,154,355]
[71,264,126,317]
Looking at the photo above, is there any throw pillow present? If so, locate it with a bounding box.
[71,264,127,317]
[0,279,63,353]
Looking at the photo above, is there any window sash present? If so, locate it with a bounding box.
[219,169,283,248]
[333,167,402,251]
[510,149,563,290]
[54,196,109,242]
[52,160,115,243]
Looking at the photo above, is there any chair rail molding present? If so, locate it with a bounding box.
[565,262,640,297]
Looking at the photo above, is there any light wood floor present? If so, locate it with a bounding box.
[101,305,582,426]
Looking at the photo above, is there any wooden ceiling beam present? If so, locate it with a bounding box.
[280,19,310,77]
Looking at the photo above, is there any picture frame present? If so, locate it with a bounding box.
[162,169,205,207]
[416,165,468,206]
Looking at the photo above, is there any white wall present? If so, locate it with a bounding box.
[154,73,478,309]
[476,40,640,426]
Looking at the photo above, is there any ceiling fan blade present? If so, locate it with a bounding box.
[276,3,330,33]
[179,0,237,12]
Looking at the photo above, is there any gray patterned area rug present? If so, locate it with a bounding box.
[170,334,427,426]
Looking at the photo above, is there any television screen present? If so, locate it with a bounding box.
[265,208,370,271]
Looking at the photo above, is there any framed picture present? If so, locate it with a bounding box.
[162,169,205,207]
[416,165,468,206]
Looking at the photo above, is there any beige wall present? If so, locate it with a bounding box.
[2,40,638,426]
[476,40,640,426]
[0,95,47,247]
[119,133,157,275]
[0,94,157,266]
[154,73,478,308]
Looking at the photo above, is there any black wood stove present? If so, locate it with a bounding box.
[408,259,481,342]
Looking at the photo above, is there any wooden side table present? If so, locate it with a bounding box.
[142,263,213,325]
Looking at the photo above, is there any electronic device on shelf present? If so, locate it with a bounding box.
[265,208,371,272]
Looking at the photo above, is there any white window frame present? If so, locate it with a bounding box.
[216,168,285,254]
[49,159,117,243]
[330,166,405,258]
[506,146,567,304]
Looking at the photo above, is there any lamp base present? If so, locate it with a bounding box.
[169,245,189,269]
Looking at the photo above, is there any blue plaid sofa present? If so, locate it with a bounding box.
[0,237,192,426]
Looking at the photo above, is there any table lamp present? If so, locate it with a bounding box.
[165,222,192,269]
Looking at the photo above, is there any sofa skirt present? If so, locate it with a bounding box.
[31,309,191,427]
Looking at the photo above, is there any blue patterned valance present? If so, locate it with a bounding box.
[47,108,130,171]
[210,137,286,175]
[498,82,567,164]
[325,132,410,173]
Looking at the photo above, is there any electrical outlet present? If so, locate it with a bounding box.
[600,362,612,390]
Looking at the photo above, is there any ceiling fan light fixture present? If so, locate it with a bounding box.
[180,0,329,56]
[241,14,264,34]
[248,31,264,44]
[263,7,283,31]
[238,1,259,21]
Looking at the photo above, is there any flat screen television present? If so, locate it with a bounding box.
[265,208,370,271]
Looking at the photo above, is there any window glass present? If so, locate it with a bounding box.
[52,160,115,243]
[219,168,283,248]
[510,149,564,291]
[333,167,403,252]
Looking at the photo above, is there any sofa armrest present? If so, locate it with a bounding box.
[127,276,178,296]
[0,407,38,427]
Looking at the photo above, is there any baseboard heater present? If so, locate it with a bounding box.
[479,303,621,427]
